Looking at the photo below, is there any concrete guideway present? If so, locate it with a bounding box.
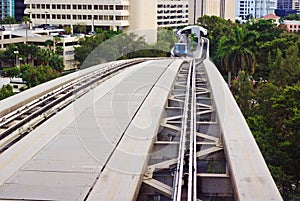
[0,59,185,200]
[86,59,185,200]
[203,58,283,200]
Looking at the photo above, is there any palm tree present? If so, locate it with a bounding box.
[22,16,32,44]
[44,39,54,50]
[217,26,258,86]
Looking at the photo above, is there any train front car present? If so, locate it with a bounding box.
[174,43,187,57]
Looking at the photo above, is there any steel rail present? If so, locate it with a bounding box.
[0,59,146,152]
[173,60,194,201]
[190,59,198,201]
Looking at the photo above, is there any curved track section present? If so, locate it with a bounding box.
[0,59,186,201]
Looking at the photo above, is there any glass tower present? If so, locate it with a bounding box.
[0,0,15,20]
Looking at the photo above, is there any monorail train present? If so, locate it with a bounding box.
[174,43,187,57]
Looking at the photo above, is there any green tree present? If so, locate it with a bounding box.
[283,13,300,21]
[0,85,14,100]
[231,71,254,116]
[74,30,120,66]
[37,48,52,66]
[269,46,300,88]
[44,39,54,50]
[2,66,21,79]
[197,15,234,65]
[0,16,17,26]
[216,26,258,85]
[0,44,16,67]
[20,64,60,88]
[48,54,64,72]
[245,19,283,42]
[22,16,32,44]
[55,46,63,55]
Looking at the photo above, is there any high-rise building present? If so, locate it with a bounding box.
[0,0,15,20]
[292,0,300,10]
[277,0,293,10]
[0,0,24,21]
[157,0,189,27]
[14,0,25,21]
[188,0,236,24]
[236,0,277,20]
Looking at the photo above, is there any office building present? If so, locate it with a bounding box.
[236,0,277,20]
[0,0,24,21]
[277,0,293,9]
[157,0,189,27]
[0,0,15,20]
[14,0,25,21]
[24,0,191,43]
[188,0,236,24]
[292,0,300,10]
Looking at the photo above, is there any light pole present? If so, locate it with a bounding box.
[13,50,19,67]
[28,12,32,30]
[19,58,23,66]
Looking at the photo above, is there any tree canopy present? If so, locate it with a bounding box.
[197,15,300,199]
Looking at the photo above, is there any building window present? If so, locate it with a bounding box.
[73,15,77,19]
[67,5,71,9]
[99,5,103,10]
[94,5,98,10]
[46,4,50,9]
[88,5,92,10]
[116,5,123,10]
[83,5,87,9]
[67,15,71,19]
[62,5,66,9]
[52,14,56,19]
[32,4,36,9]
[104,5,108,10]
[83,15,87,20]
[94,15,98,20]
[78,5,82,9]
[109,5,114,10]
[52,4,56,9]
[73,5,77,9]
[109,15,113,20]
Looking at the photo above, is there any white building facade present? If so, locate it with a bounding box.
[157,0,189,27]
[236,0,277,21]
[188,0,236,23]
[24,0,191,43]
[293,0,300,10]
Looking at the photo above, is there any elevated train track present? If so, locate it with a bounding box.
[0,59,146,152]
[0,38,282,200]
